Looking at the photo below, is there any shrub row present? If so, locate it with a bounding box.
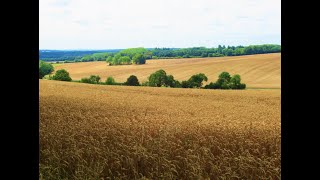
[48,69,246,90]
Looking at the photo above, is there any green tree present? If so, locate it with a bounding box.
[88,75,101,84]
[52,69,72,81]
[125,75,140,86]
[148,69,168,87]
[112,57,120,65]
[132,54,146,64]
[229,74,246,89]
[183,54,190,58]
[217,72,231,85]
[106,56,113,64]
[39,60,54,79]
[204,82,220,89]
[119,56,131,64]
[201,52,207,57]
[105,76,116,85]
[166,75,179,88]
[187,73,208,88]
[80,77,91,84]
[181,80,190,88]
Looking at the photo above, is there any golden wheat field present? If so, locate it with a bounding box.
[55,53,281,88]
[40,80,281,179]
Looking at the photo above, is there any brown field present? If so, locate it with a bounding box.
[40,80,281,179]
[55,53,281,88]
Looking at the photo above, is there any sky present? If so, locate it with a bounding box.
[39,0,281,50]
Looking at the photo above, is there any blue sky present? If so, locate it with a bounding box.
[39,0,281,49]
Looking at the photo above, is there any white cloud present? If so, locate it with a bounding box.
[39,0,281,49]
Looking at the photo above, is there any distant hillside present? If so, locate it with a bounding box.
[39,45,281,62]
[39,49,122,61]
[55,53,281,89]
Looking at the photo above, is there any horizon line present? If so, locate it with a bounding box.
[39,44,281,51]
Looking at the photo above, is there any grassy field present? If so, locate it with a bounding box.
[51,63,64,67]
[40,80,281,179]
[55,53,281,88]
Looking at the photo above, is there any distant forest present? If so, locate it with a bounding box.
[39,44,280,62]
[39,49,122,62]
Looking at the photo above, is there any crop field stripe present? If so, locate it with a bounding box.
[55,53,281,88]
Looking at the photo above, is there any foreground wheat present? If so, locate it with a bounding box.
[40,80,280,179]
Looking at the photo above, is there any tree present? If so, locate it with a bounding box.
[125,75,140,86]
[217,72,231,85]
[204,82,220,89]
[183,54,190,58]
[166,75,179,88]
[88,75,101,84]
[187,73,208,88]
[52,69,72,81]
[132,54,146,64]
[229,74,246,89]
[39,60,54,79]
[80,77,91,84]
[205,72,246,90]
[174,80,182,88]
[106,56,113,64]
[112,57,120,65]
[229,74,241,88]
[119,56,131,64]
[148,69,168,87]
[181,80,190,88]
[105,76,116,85]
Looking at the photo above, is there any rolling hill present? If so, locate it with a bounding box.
[55,53,281,88]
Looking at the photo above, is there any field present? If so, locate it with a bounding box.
[40,80,281,179]
[55,53,281,89]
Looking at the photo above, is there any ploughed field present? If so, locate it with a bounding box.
[55,53,281,89]
[40,80,281,179]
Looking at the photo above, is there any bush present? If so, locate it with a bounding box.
[119,56,131,64]
[80,75,101,84]
[237,83,246,89]
[39,61,54,79]
[201,53,207,57]
[204,82,220,89]
[105,76,116,85]
[125,75,140,86]
[173,80,182,88]
[148,69,168,87]
[52,69,72,81]
[80,77,91,83]
[187,73,208,88]
[205,72,246,90]
[132,54,146,64]
[181,81,190,88]
[183,54,190,58]
[141,81,149,86]
[89,75,101,84]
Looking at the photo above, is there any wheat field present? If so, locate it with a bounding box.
[40,80,281,179]
[55,53,281,88]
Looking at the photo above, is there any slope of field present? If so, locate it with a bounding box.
[55,53,281,88]
[40,80,281,179]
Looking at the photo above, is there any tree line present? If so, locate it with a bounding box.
[40,44,281,64]
[39,49,121,62]
[40,61,246,89]
[150,44,280,58]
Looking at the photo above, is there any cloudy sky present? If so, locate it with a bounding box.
[39,0,281,49]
